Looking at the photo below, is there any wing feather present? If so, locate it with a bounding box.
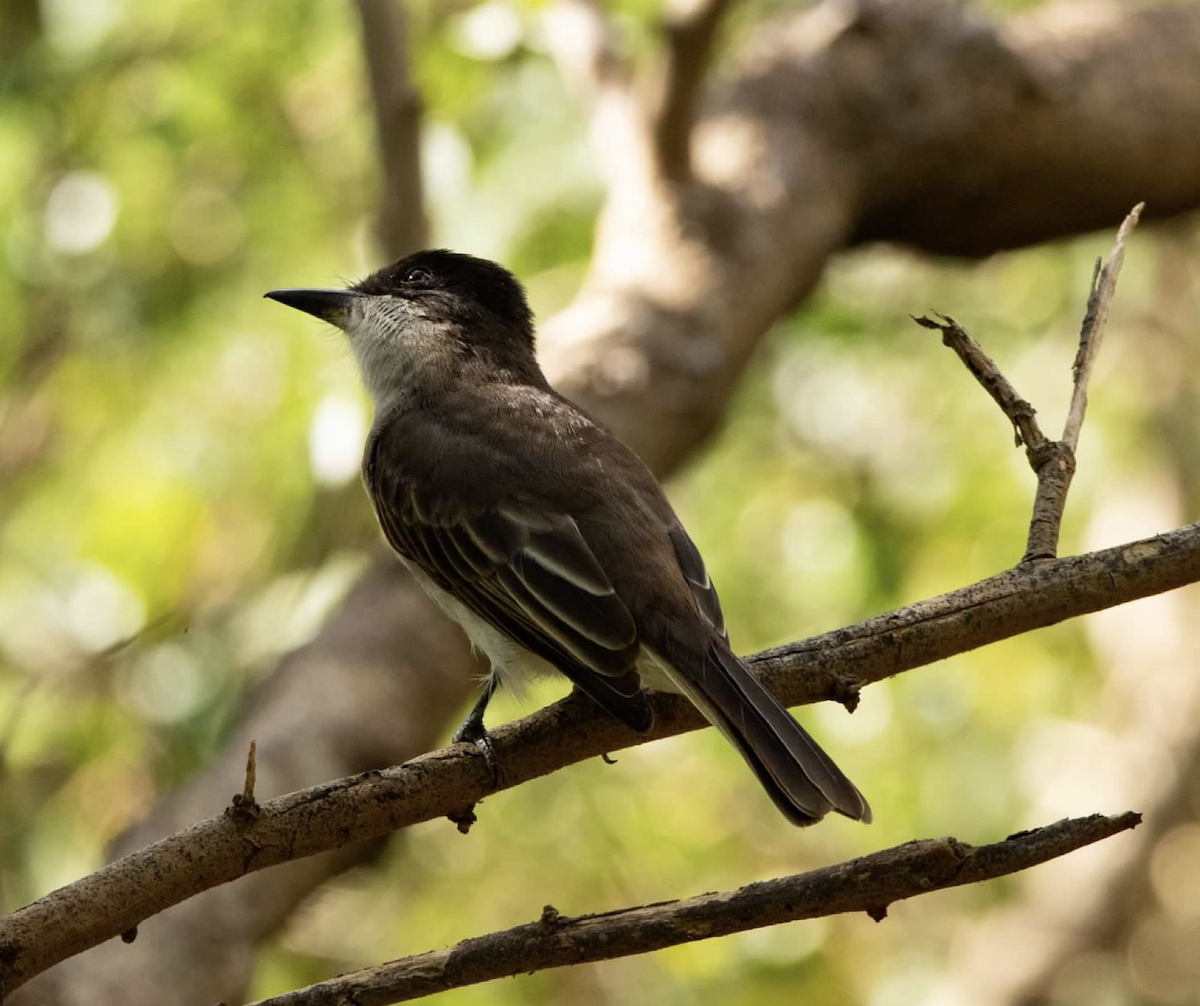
[366,439,651,732]
[668,525,728,640]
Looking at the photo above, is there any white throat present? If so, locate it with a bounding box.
[343,295,444,410]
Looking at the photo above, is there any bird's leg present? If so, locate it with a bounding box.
[453,674,498,745]
[452,675,499,787]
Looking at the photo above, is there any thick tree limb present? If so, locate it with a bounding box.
[543,1,1200,474]
[245,814,1141,1006]
[648,0,734,179]
[2,521,1196,997]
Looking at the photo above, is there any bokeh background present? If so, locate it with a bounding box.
[2,0,1200,1003]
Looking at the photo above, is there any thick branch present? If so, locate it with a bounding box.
[2,523,1196,996]
[5,561,479,1006]
[546,1,1200,474]
[248,814,1140,1006]
[649,0,734,179]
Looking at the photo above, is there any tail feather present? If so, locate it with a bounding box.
[649,642,871,826]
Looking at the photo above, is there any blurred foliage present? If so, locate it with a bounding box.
[1,0,1199,1004]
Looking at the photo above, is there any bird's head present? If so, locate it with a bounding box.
[266,249,537,404]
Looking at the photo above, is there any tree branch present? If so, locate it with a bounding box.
[2,520,1197,996]
[648,0,734,180]
[915,204,1141,562]
[353,0,428,259]
[247,813,1140,1006]
[15,2,1200,1001]
[5,561,480,1006]
[545,2,1200,477]
[1063,202,1141,450]
[919,307,1079,562]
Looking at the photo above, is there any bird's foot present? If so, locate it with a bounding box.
[453,715,499,789]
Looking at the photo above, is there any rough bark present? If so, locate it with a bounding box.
[3,522,1198,996]
[249,815,1140,1006]
[5,563,479,1006]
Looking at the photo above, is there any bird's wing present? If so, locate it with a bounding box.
[366,431,652,733]
[667,524,728,643]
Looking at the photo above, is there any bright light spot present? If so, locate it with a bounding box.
[907,672,971,735]
[216,337,285,414]
[41,0,122,52]
[44,171,119,255]
[231,554,366,665]
[782,497,858,578]
[309,395,366,486]
[118,643,210,724]
[449,0,523,60]
[869,964,937,1006]
[422,122,474,206]
[60,565,146,654]
[775,347,876,456]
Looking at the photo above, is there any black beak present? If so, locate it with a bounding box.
[264,288,360,325]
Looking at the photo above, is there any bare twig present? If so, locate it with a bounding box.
[913,313,1046,452]
[246,814,1140,1006]
[1,520,1197,997]
[243,739,257,804]
[1063,202,1143,450]
[353,0,428,259]
[649,0,734,180]
[914,311,1074,561]
[916,206,1143,562]
[227,739,259,823]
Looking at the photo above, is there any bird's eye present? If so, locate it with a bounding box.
[404,267,433,284]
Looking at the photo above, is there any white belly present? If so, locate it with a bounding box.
[406,562,676,694]
[408,565,557,693]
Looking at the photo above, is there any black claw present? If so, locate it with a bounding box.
[453,718,499,787]
[452,715,488,746]
[451,678,501,787]
[453,733,498,788]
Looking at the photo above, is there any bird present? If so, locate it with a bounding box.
[265,249,871,826]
